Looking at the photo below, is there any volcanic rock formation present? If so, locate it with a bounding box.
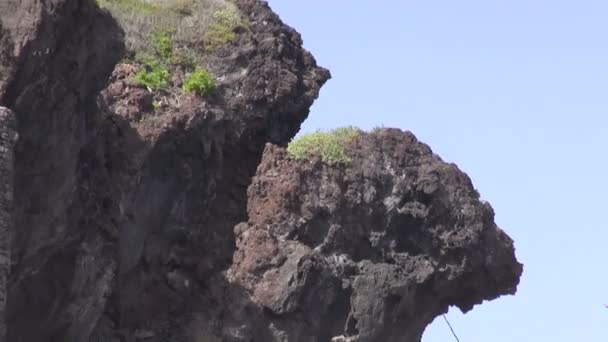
[0,0,522,341]
[228,131,521,341]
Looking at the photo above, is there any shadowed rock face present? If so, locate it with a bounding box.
[1,0,330,340]
[92,1,330,340]
[229,130,522,342]
[0,107,16,340]
[1,1,125,341]
[0,0,520,341]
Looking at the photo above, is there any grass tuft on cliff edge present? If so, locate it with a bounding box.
[287,127,361,165]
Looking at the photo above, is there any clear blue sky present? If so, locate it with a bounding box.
[267,1,608,341]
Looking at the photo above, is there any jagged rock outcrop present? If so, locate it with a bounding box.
[2,0,330,340]
[0,0,521,341]
[226,130,522,341]
[92,1,330,341]
[1,0,124,340]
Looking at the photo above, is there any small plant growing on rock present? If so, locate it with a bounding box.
[151,31,173,60]
[152,100,162,110]
[133,31,175,91]
[204,7,247,49]
[182,67,215,96]
[287,126,361,165]
[134,59,170,91]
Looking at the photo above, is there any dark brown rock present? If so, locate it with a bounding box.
[0,0,520,341]
[0,106,16,340]
[3,0,329,340]
[0,0,124,341]
[228,129,522,342]
[93,1,330,340]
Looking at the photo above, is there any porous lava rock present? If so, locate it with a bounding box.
[0,0,521,341]
[228,129,522,342]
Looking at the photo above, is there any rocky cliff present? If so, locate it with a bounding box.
[0,1,522,341]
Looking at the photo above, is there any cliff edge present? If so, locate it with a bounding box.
[0,1,521,341]
[229,130,521,341]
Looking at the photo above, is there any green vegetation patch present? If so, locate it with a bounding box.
[287,126,361,165]
[204,7,248,49]
[132,30,173,90]
[134,59,170,90]
[97,0,247,54]
[132,31,215,98]
[151,31,173,60]
[96,0,175,53]
[183,67,216,96]
[97,0,162,16]
[98,1,231,98]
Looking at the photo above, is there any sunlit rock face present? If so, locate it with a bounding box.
[228,131,521,341]
[0,0,520,341]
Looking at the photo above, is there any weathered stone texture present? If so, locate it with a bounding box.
[0,107,16,342]
[0,1,521,341]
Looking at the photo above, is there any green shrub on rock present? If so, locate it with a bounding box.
[151,31,173,60]
[287,126,361,165]
[204,7,248,49]
[134,59,170,90]
[182,67,215,96]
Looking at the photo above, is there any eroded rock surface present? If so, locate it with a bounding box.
[1,0,124,340]
[2,0,330,340]
[93,1,330,340]
[0,0,521,341]
[0,107,16,340]
[228,130,522,342]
